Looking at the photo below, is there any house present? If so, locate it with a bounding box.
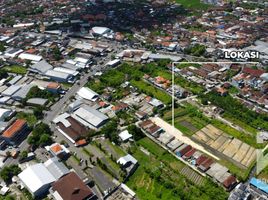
[175,145,192,157]
[46,143,70,159]
[46,82,61,94]
[117,154,138,175]
[51,172,95,200]
[1,119,29,145]
[112,102,128,113]
[119,130,133,142]
[76,87,99,102]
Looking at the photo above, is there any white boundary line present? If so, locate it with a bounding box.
[171,61,259,137]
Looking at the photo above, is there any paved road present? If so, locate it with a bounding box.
[43,71,93,124]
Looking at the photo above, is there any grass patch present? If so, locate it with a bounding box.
[82,148,93,157]
[3,65,27,74]
[174,75,205,95]
[219,158,255,182]
[126,137,228,200]
[174,0,210,10]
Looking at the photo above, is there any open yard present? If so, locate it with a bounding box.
[163,106,209,136]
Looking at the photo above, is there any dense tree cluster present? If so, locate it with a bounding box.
[27,123,53,147]
[26,86,58,102]
[184,44,206,56]
[200,91,268,131]
[0,165,21,182]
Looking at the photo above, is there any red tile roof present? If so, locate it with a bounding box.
[2,119,27,138]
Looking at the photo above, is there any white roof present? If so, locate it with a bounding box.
[106,59,121,66]
[0,108,12,121]
[44,157,69,180]
[53,113,71,127]
[117,154,137,166]
[121,184,136,197]
[73,105,108,128]
[30,60,53,74]
[119,130,133,141]
[74,57,88,64]
[76,87,99,101]
[149,98,163,107]
[92,27,111,35]
[53,67,79,76]
[18,53,42,62]
[18,163,56,194]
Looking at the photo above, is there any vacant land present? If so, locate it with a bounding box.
[3,65,27,74]
[163,105,209,136]
[131,80,172,104]
[126,137,228,200]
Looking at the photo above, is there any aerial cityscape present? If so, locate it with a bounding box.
[0,0,267,199]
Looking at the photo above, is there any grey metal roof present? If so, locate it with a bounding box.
[30,60,53,74]
[45,70,70,80]
[2,85,21,96]
[73,105,108,128]
[44,157,69,180]
[12,84,34,100]
[27,98,48,106]
[8,75,22,85]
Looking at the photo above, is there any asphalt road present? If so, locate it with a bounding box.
[43,71,93,124]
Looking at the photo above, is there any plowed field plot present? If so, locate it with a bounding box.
[192,124,256,168]
[180,166,204,186]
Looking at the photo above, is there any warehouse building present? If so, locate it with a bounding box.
[72,105,108,129]
[76,87,99,102]
[45,70,75,83]
[29,60,53,75]
[18,53,42,62]
[18,158,69,197]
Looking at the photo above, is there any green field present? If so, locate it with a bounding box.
[3,65,27,74]
[126,138,228,200]
[174,0,210,10]
[131,80,172,105]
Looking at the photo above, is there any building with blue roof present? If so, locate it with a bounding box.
[250,177,268,194]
